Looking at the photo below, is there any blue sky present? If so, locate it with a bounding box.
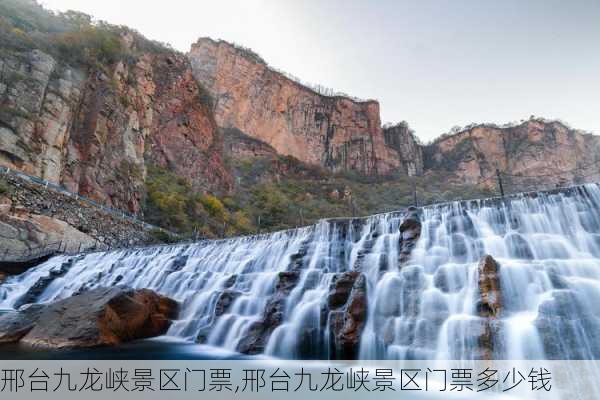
[41,0,600,141]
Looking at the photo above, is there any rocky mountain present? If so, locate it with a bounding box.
[0,1,599,244]
[423,119,600,191]
[0,32,232,215]
[189,37,422,177]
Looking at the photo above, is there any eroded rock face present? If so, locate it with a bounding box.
[383,123,424,176]
[0,37,232,215]
[236,270,301,355]
[326,271,368,359]
[189,38,420,176]
[424,120,600,190]
[478,255,502,317]
[17,287,178,349]
[398,209,422,265]
[477,255,502,359]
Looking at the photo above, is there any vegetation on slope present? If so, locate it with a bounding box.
[144,156,495,239]
[1,0,497,241]
[0,0,171,68]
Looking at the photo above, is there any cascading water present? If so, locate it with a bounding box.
[2,184,600,360]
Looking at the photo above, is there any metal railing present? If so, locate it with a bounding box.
[0,166,172,234]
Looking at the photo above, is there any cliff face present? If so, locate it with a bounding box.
[1,0,599,242]
[0,36,232,214]
[188,38,420,176]
[423,120,600,189]
[383,122,424,176]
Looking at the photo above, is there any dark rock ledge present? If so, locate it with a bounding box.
[0,286,178,349]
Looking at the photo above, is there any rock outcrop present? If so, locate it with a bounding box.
[2,1,599,247]
[236,270,301,355]
[398,208,422,265]
[423,119,600,190]
[0,36,232,215]
[477,255,502,359]
[0,304,45,344]
[326,271,368,359]
[189,38,421,176]
[0,287,179,349]
[383,122,424,176]
[0,172,162,252]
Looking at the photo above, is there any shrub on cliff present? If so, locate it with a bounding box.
[52,25,125,67]
[144,166,192,232]
[0,178,10,196]
[250,184,290,230]
[200,195,226,221]
[0,0,171,69]
[144,165,255,238]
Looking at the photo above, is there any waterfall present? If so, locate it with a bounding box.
[2,184,600,360]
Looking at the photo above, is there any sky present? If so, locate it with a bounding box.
[41,0,600,141]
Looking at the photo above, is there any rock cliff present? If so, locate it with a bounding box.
[189,38,421,176]
[0,34,232,215]
[423,119,600,190]
[1,1,599,243]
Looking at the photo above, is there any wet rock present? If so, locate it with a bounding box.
[477,255,502,359]
[432,267,450,292]
[327,272,368,359]
[236,270,301,355]
[167,255,188,273]
[328,271,360,309]
[505,233,534,259]
[13,258,76,308]
[398,215,422,265]
[214,290,240,317]
[20,286,178,349]
[546,269,568,289]
[535,287,599,358]
[446,317,502,360]
[275,271,301,293]
[223,274,237,288]
[0,304,45,343]
[478,255,502,318]
[447,214,476,237]
[449,234,470,260]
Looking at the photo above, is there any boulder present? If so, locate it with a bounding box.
[0,304,45,343]
[17,287,178,349]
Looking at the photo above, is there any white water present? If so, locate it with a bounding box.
[2,184,600,360]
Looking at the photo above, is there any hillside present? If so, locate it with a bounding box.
[0,0,598,249]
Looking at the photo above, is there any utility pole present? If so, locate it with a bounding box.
[496,168,505,197]
[412,178,418,207]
